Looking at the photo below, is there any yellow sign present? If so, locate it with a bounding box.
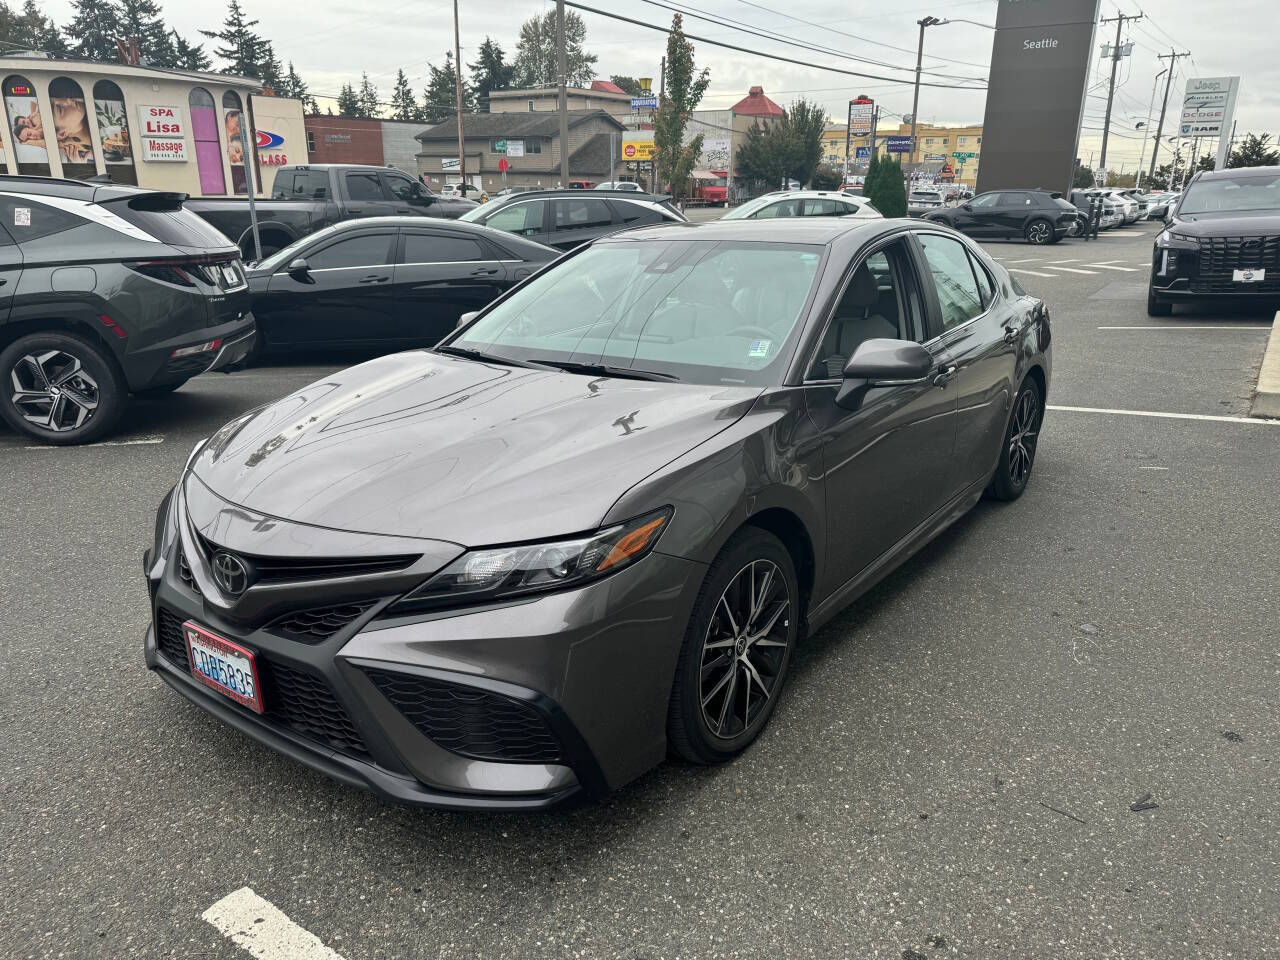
[622,131,655,161]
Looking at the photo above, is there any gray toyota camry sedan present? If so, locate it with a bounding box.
[143,217,1051,810]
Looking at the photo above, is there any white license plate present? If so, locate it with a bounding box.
[1233,268,1266,283]
[184,620,263,714]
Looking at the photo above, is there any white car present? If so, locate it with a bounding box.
[1103,189,1139,224]
[723,190,882,221]
[594,181,643,192]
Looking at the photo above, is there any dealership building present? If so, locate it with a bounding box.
[0,54,306,196]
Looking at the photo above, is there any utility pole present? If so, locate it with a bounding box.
[1149,50,1190,181]
[909,17,940,165]
[453,0,467,193]
[1097,12,1142,176]
[556,0,570,187]
[844,100,853,182]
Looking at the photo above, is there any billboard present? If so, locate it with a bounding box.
[622,130,654,162]
[885,136,912,153]
[849,100,873,136]
[1180,77,1239,137]
[976,0,1101,195]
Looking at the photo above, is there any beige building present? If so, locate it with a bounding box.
[819,121,985,186]
[0,55,306,196]
[487,81,633,122]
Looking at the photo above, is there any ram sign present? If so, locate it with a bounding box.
[976,0,1101,194]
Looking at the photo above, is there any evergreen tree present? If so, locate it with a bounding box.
[468,37,512,112]
[511,10,596,88]
[336,82,360,117]
[868,155,907,217]
[422,53,471,124]
[170,29,211,71]
[9,0,70,55]
[735,120,790,190]
[281,62,316,112]
[258,38,283,91]
[1229,132,1280,168]
[118,0,169,64]
[200,0,265,77]
[389,69,421,121]
[652,15,709,201]
[356,72,380,119]
[64,0,123,61]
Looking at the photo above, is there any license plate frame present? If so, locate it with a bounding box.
[184,620,264,714]
[1233,268,1266,283]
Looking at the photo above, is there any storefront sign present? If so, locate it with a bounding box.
[1180,76,1239,138]
[630,96,658,110]
[622,131,655,161]
[885,137,912,153]
[255,130,288,166]
[138,105,186,138]
[249,94,307,175]
[141,136,188,161]
[849,100,874,136]
[442,157,461,171]
[506,140,524,158]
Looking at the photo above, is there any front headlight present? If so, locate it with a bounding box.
[1158,229,1195,246]
[389,508,672,613]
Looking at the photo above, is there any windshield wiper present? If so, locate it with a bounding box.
[435,345,543,369]
[530,359,681,382]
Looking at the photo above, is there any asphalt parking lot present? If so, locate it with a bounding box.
[3,220,1279,959]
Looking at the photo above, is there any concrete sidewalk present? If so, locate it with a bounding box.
[1251,310,1280,418]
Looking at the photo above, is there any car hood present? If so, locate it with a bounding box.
[1170,210,1280,236]
[188,351,759,544]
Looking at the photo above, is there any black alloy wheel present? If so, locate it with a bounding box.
[668,528,799,763]
[1024,218,1053,245]
[988,377,1042,501]
[0,331,126,445]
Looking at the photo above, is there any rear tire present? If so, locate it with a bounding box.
[1024,218,1053,244]
[987,377,1042,502]
[1147,289,1173,316]
[0,331,126,445]
[667,528,800,764]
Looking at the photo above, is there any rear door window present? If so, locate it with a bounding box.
[801,198,842,217]
[0,197,84,242]
[344,172,386,201]
[611,200,662,225]
[306,233,395,269]
[401,233,485,263]
[752,198,801,218]
[273,169,330,199]
[553,198,614,232]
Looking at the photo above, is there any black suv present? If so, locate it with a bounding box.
[0,176,254,445]
[922,189,1079,244]
[1148,166,1280,316]
[459,189,685,250]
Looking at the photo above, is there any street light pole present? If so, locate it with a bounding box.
[453,0,467,194]
[909,17,939,167]
[1150,50,1190,181]
[556,0,570,188]
[1134,67,1166,188]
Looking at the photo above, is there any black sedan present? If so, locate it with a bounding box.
[923,189,1079,244]
[144,216,1051,810]
[244,217,557,357]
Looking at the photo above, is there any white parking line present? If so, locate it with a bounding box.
[1001,258,1043,263]
[1048,404,1280,425]
[203,888,347,960]
[1044,266,1098,275]
[1008,268,1056,278]
[1097,325,1271,331]
[20,436,165,450]
[1084,263,1139,271]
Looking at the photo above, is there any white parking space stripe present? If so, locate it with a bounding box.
[1084,263,1139,271]
[1008,268,1056,278]
[1048,404,1280,425]
[203,888,347,960]
[19,436,165,450]
[1044,266,1098,275]
[1001,258,1043,263]
[1046,259,1079,264]
[1097,325,1271,331]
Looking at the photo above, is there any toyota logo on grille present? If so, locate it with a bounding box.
[211,551,250,595]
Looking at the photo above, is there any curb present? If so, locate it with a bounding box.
[1252,310,1280,419]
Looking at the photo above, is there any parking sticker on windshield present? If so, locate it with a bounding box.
[14,207,30,227]
[748,339,771,358]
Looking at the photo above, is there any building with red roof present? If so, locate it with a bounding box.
[730,85,784,119]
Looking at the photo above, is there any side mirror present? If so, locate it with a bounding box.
[961,202,973,211]
[287,257,311,280]
[836,339,934,410]
[457,310,479,329]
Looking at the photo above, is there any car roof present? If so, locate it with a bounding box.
[309,215,513,235]
[1193,165,1280,181]
[599,216,888,245]
[0,174,158,203]
[487,188,670,201]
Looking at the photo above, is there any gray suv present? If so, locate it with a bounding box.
[0,176,255,444]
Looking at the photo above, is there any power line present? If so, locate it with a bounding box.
[564,1,988,90]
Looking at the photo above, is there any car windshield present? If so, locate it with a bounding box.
[1179,174,1280,214]
[448,239,825,386]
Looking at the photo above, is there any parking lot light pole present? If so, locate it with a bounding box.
[557,0,571,188]
[909,17,940,165]
[453,0,466,192]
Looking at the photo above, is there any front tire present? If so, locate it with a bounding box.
[988,377,1043,502]
[667,528,800,764]
[1024,218,1053,244]
[0,331,126,445]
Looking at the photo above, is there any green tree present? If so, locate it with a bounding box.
[786,98,828,186]
[867,155,907,216]
[1073,165,1095,188]
[469,37,512,113]
[511,9,596,88]
[422,52,471,124]
[64,0,123,61]
[811,164,842,191]
[280,62,316,112]
[258,38,284,91]
[200,0,266,77]
[734,119,792,191]
[1229,132,1279,168]
[609,75,645,96]
[118,0,169,63]
[652,14,709,202]
[335,82,360,117]
[355,72,381,119]
[389,68,421,121]
[170,29,210,70]
[7,0,70,55]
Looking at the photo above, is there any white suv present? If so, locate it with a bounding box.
[724,190,882,221]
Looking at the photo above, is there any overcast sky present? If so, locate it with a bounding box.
[40,0,1280,171]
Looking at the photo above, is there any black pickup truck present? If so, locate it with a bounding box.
[186,164,478,259]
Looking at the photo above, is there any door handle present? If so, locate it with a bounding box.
[932,364,958,386]
[358,274,389,284]
[470,267,499,276]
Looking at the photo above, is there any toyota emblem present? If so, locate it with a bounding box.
[211,551,250,595]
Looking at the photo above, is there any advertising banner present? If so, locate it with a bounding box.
[886,137,912,153]
[5,78,49,168]
[976,0,1101,194]
[699,137,731,168]
[49,78,94,168]
[506,140,524,158]
[622,131,655,161]
[248,94,308,175]
[94,98,133,166]
[855,146,870,160]
[849,101,874,136]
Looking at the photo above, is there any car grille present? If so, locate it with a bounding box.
[364,668,562,764]
[1190,276,1280,293]
[155,606,368,757]
[192,532,419,584]
[1196,235,1280,278]
[176,548,200,596]
[266,601,377,643]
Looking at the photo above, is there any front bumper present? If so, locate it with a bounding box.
[143,529,703,810]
